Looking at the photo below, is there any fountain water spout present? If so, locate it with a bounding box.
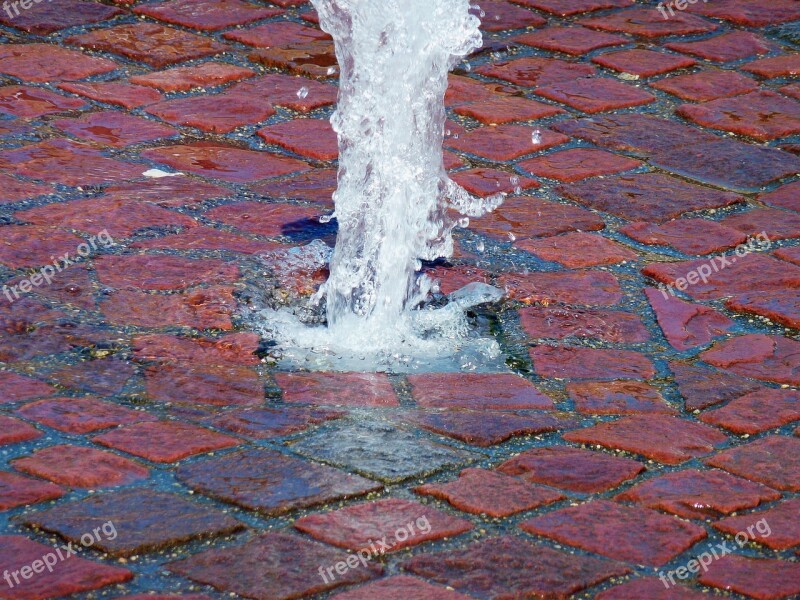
[313,0,504,342]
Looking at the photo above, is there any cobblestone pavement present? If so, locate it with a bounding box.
[0,0,799,599]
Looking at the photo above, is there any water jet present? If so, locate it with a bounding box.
[257,0,507,372]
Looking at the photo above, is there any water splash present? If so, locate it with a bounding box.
[257,0,506,372]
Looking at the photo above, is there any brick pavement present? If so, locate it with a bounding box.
[0,0,798,599]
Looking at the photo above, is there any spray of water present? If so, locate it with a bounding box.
[257,0,506,372]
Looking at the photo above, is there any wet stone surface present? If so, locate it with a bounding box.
[20,488,244,557]
[176,448,382,515]
[520,499,707,566]
[0,2,799,599]
[291,421,482,482]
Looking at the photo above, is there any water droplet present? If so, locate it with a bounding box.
[508,232,516,241]
[459,217,470,228]
[531,129,542,145]
[297,86,309,99]
[464,62,471,72]
[476,240,485,252]
[326,66,337,75]
[514,186,522,194]
[510,175,519,185]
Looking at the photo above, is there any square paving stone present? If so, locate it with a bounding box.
[0,44,117,82]
[93,421,240,463]
[704,435,800,492]
[645,288,734,352]
[519,148,642,183]
[565,380,676,415]
[454,95,563,125]
[209,406,344,439]
[535,77,655,113]
[223,20,329,47]
[665,30,773,63]
[399,409,577,447]
[685,0,800,27]
[450,168,539,197]
[515,26,628,55]
[57,81,164,109]
[713,497,800,550]
[16,397,155,434]
[497,270,624,306]
[476,56,596,87]
[649,138,800,192]
[698,388,800,434]
[651,69,758,102]
[517,233,638,268]
[258,118,338,161]
[563,415,728,464]
[592,49,696,77]
[644,256,800,303]
[743,53,800,78]
[677,90,800,141]
[515,0,633,17]
[176,448,382,516]
[402,535,629,598]
[12,445,149,489]
[579,7,718,38]
[669,360,762,412]
[614,468,781,519]
[416,468,565,517]
[133,333,259,365]
[142,144,309,183]
[291,421,482,483]
[134,0,279,31]
[329,575,474,600]
[54,111,179,148]
[520,499,707,566]
[294,498,473,551]
[621,218,748,255]
[497,445,645,493]
[0,415,41,446]
[0,0,123,34]
[446,124,568,161]
[145,363,264,406]
[146,92,276,134]
[169,531,382,600]
[470,195,604,241]
[20,488,244,557]
[530,346,655,380]
[698,554,800,600]
[67,23,226,68]
[595,577,710,599]
[557,173,743,223]
[275,372,400,406]
[0,535,132,600]
[130,62,256,93]
[406,372,553,409]
[701,334,800,386]
[0,471,63,511]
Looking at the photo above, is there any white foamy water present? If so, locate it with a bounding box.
[257,0,507,372]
